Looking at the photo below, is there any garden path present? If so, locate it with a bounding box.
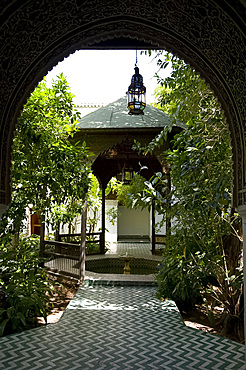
[0,282,245,369]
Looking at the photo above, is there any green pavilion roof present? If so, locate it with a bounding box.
[77,96,185,130]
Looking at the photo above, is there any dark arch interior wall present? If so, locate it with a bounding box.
[0,0,245,208]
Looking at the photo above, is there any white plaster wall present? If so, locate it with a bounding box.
[155,211,166,235]
[85,199,118,243]
[153,211,177,237]
[105,200,118,243]
[87,206,101,234]
[118,206,150,238]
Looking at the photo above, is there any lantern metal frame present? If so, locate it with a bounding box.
[122,164,134,185]
[127,53,146,115]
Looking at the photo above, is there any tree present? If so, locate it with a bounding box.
[129,52,243,340]
[1,74,90,241]
[0,74,90,336]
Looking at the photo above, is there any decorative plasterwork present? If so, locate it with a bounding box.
[0,0,245,206]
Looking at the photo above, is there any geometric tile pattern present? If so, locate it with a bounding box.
[0,285,245,369]
[106,241,162,257]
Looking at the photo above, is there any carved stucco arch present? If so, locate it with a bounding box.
[0,0,245,209]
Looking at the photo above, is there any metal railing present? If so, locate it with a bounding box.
[43,232,103,279]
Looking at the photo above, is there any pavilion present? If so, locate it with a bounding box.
[75,96,185,253]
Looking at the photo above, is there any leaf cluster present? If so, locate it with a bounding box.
[0,75,91,336]
[133,52,243,335]
[10,74,90,227]
[0,235,53,336]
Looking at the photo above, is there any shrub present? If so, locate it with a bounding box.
[0,235,52,336]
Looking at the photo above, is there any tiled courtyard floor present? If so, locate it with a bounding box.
[0,284,245,369]
[1,242,245,369]
[106,241,161,256]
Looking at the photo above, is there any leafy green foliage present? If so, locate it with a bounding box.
[0,236,52,336]
[132,52,243,338]
[115,174,147,208]
[87,175,119,233]
[155,53,242,336]
[11,74,90,226]
[0,74,90,336]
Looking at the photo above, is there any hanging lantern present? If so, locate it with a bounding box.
[127,56,146,115]
[122,165,134,185]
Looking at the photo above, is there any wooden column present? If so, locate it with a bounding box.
[55,224,60,241]
[101,186,105,254]
[39,214,45,258]
[79,200,87,283]
[152,200,156,254]
[55,222,61,254]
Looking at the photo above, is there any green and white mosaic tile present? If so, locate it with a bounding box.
[0,285,245,369]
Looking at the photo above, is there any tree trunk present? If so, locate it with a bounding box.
[221,217,244,342]
[39,214,45,258]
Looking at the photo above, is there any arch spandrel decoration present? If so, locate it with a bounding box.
[0,0,245,207]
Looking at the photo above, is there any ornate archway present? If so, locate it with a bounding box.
[1,0,246,354]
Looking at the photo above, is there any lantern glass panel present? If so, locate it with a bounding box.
[127,66,146,115]
[122,166,134,185]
